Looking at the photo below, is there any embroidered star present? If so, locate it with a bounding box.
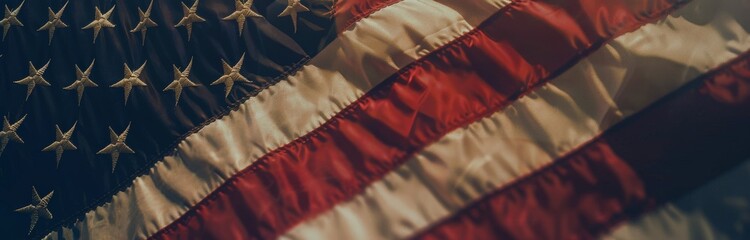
[42,122,77,167]
[1,0,24,41]
[82,6,116,43]
[14,186,53,235]
[222,0,262,36]
[111,62,148,105]
[14,60,51,101]
[0,115,25,157]
[278,0,309,33]
[212,53,250,98]
[63,59,98,105]
[97,123,134,172]
[164,58,198,105]
[174,0,205,41]
[37,1,68,45]
[130,0,158,45]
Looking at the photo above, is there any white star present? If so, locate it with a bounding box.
[222,0,262,36]
[130,0,158,45]
[278,0,309,33]
[97,123,134,172]
[37,1,68,45]
[0,114,25,157]
[63,59,98,106]
[14,186,53,235]
[111,62,148,105]
[212,53,250,98]
[82,6,116,43]
[14,60,51,101]
[174,0,205,41]
[164,58,198,105]
[1,0,24,41]
[42,122,77,167]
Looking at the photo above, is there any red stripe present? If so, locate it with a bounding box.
[149,0,682,239]
[413,52,750,240]
[334,0,402,31]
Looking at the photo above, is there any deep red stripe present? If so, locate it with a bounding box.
[413,52,750,240]
[149,0,682,239]
[334,0,402,31]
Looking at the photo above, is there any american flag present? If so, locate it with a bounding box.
[1,0,749,239]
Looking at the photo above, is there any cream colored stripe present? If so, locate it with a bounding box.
[43,0,513,239]
[602,159,750,240]
[280,0,750,239]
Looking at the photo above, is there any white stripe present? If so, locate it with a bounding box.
[280,0,750,239]
[43,0,512,239]
[603,159,750,240]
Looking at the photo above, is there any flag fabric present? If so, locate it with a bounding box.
[1,0,749,239]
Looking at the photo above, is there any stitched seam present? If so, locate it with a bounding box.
[406,1,711,239]
[34,55,313,239]
[45,0,683,237]
[37,0,405,238]
[410,47,750,240]
[341,0,402,32]
[146,0,560,238]
[146,13,478,239]
[151,0,688,238]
